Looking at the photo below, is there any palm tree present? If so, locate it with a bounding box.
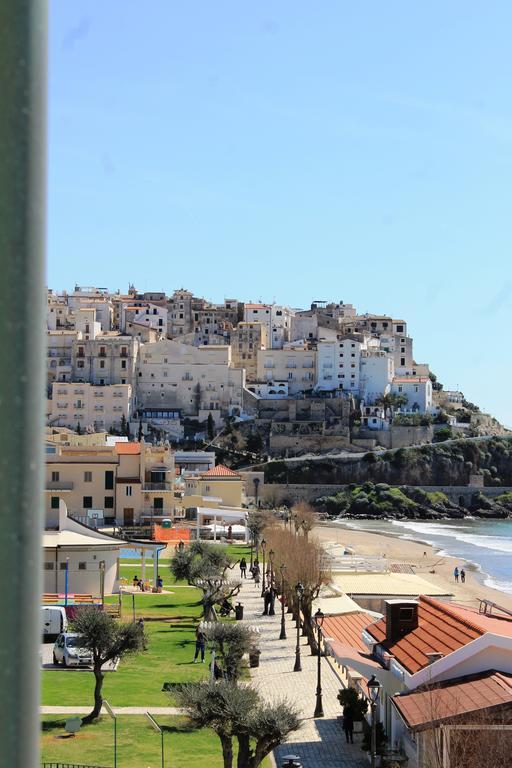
[376,392,408,416]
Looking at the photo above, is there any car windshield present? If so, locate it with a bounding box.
[65,637,83,648]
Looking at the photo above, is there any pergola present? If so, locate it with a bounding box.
[195,506,249,542]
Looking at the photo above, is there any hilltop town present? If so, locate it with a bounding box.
[47,284,506,459]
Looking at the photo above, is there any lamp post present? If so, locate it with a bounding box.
[64,557,69,607]
[294,582,304,672]
[367,674,381,768]
[261,538,266,597]
[313,608,325,718]
[279,564,287,640]
[268,549,275,615]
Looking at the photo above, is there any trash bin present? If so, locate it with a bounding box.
[235,602,244,620]
[281,756,302,768]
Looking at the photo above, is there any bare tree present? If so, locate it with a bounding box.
[291,500,317,540]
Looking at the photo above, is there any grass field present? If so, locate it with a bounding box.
[42,588,208,707]
[41,715,270,768]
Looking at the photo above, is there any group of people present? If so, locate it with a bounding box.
[454,566,466,583]
[132,574,164,592]
[239,556,264,585]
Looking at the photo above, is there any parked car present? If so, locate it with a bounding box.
[42,606,68,640]
[53,633,93,667]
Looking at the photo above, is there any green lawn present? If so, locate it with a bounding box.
[42,589,208,707]
[42,715,273,768]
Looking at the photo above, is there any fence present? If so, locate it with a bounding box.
[42,763,111,768]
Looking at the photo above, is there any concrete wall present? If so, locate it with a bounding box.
[269,434,351,458]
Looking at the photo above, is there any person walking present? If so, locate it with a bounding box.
[240,557,247,578]
[194,625,206,663]
[460,568,466,584]
[454,566,459,583]
[262,585,272,616]
[342,705,354,744]
[252,561,261,586]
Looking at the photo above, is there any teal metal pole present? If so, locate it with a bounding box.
[0,2,47,767]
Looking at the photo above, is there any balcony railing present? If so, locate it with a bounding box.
[46,481,73,490]
[142,482,173,491]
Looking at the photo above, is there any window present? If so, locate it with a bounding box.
[104,496,114,509]
[100,360,105,368]
[126,486,132,496]
[153,497,164,510]
[84,471,92,482]
[51,496,59,509]
[398,385,403,392]
[121,360,126,369]
[78,562,87,570]
[396,325,404,333]
[60,562,67,570]
[51,471,59,482]
[83,496,93,509]
[105,471,114,490]
[401,358,406,366]
[77,360,84,368]
[44,562,54,570]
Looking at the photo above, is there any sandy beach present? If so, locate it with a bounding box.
[314,521,512,612]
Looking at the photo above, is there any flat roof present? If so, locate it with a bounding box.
[332,573,452,598]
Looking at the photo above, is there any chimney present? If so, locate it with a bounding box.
[385,600,419,643]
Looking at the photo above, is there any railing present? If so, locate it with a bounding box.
[142,482,173,491]
[42,763,111,768]
[46,481,73,490]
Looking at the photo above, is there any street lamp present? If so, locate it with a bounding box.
[367,674,381,768]
[261,538,267,597]
[268,549,275,615]
[279,564,287,640]
[313,608,325,718]
[293,582,304,672]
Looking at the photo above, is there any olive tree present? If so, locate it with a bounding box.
[176,680,300,768]
[71,607,146,724]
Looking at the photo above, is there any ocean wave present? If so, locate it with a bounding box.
[483,575,512,595]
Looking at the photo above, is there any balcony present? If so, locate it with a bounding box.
[46,480,73,490]
[142,482,173,491]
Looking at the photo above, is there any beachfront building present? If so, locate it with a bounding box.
[323,595,512,767]
[45,440,178,527]
[183,464,245,509]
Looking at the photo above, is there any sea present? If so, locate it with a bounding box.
[339,518,512,596]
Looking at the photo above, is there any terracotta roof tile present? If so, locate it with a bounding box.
[114,442,141,455]
[202,464,240,478]
[392,671,512,730]
[321,612,376,652]
[367,596,484,673]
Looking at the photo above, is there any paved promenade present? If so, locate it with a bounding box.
[239,577,368,768]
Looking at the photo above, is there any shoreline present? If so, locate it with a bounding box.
[314,520,512,612]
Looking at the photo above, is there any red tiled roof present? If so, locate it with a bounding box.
[322,613,376,653]
[201,464,240,478]
[115,442,141,455]
[366,596,484,673]
[392,670,512,730]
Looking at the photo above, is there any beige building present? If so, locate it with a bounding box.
[49,382,133,432]
[47,330,76,390]
[257,343,316,395]
[72,334,139,387]
[137,339,245,422]
[231,321,269,381]
[183,464,245,509]
[45,441,178,526]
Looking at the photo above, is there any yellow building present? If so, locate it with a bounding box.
[183,464,245,509]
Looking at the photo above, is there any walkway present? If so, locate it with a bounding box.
[239,577,368,768]
[40,705,184,715]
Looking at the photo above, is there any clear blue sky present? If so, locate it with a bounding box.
[48,2,512,426]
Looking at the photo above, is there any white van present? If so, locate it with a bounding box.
[42,606,67,640]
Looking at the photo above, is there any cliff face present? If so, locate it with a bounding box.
[263,436,512,487]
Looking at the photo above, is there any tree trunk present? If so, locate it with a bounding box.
[82,664,104,724]
[219,733,234,768]
[302,598,315,648]
[236,733,251,768]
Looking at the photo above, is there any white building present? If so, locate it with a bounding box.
[49,382,133,432]
[245,381,289,399]
[391,376,433,413]
[121,302,168,337]
[359,351,394,404]
[244,303,294,349]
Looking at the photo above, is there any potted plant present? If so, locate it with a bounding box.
[248,644,261,668]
